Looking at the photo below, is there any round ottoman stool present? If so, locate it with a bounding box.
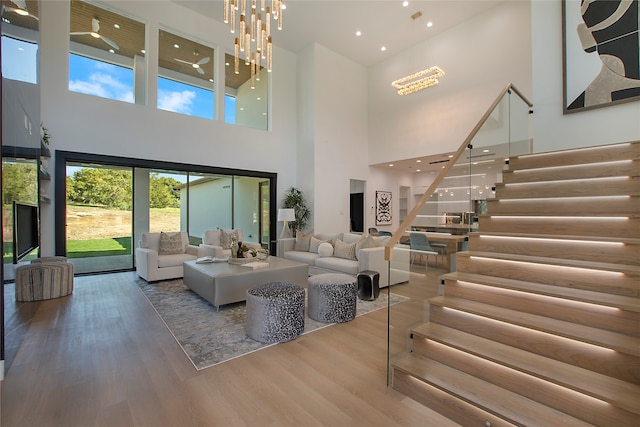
[307,273,357,323]
[246,282,305,343]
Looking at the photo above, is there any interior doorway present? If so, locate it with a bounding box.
[349,179,366,233]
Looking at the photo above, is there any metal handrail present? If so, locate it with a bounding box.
[384,83,532,260]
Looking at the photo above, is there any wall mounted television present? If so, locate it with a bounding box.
[13,201,39,263]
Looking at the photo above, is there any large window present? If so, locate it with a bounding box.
[224,53,269,130]
[69,0,145,104]
[157,30,216,119]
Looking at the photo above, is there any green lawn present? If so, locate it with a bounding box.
[66,237,132,258]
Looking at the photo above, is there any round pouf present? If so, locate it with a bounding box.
[246,282,306,343]
[307,273,357,323]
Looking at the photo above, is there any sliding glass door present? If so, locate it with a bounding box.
[65,163,133,274]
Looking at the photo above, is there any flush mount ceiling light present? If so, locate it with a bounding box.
[223,0,283,83]
[392,66,445,95]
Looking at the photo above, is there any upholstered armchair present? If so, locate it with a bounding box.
[135,231,206,282]
[200,229,261,258]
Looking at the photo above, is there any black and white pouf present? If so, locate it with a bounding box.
[307,273,357,323]
[246,282,306,343]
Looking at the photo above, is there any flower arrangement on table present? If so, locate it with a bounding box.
[239,243,258,258]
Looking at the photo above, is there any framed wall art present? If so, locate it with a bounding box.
[563,0,640,114]
[375,191,392,226]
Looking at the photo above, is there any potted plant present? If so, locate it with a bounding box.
[282,187,310,232]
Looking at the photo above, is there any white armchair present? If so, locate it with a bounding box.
[135,231,206,282]
[200,229,261,258]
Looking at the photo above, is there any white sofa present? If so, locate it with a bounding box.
[277,232,410,287]
[135,231,206,282]
[199,229,261,258]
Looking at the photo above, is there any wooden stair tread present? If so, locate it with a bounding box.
[429,295,640,356]
[507,141,640,170]
[460,251,640,275]
[411,322,640,413]
[469,231,640,246]
[393,355,594,427]
[443,271,640,312]
[501,160,640,183]
[494,178,640,199]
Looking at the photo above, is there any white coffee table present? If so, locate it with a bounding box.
[183,257,309,310]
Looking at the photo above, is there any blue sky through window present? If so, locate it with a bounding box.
[68,53,236,122]
[2,36,38,83]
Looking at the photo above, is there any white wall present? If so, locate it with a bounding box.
[302,44,371,233]
[531,0,640,152]
[37,0,298,254]
[368,1,533,165]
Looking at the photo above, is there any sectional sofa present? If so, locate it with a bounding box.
[277,231,410,287]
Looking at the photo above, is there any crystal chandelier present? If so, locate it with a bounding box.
[223,0,284,84]
[391,66,445,96]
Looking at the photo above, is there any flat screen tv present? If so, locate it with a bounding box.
[13,201,39,263]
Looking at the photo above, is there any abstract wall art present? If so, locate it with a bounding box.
[563,0,640,113]
[375,191,392,225]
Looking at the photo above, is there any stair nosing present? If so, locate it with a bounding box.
[410,322,640,412]
[429,295,640,356]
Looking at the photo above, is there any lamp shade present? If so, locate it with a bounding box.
[277,208,296,222]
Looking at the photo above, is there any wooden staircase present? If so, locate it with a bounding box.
[391,141,640,426]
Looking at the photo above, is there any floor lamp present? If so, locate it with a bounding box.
[278,208,296,239]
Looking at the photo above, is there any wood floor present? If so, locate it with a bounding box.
[1,264,456,427]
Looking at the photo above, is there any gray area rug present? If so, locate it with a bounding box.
[136,277,408,370]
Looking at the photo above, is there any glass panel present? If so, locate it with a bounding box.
[69,0,145,104]
[224,53,269,130]
[233,176,266,247]
[259,181,270,247]
[65,163,133,274]
[186,173,233,244]
[157,30,214,119]
[3,158,39,276]
[387,88,533,383]
[150,170,185,235]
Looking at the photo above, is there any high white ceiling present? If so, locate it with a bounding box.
[175,0,504,68]
[174,0,506,173]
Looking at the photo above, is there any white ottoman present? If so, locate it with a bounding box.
[307,273,357,323]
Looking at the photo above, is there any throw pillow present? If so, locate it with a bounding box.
[309,236,328,253]
[317,242,334,257]
[158,232,184,255]
[355,234,376,260]
[334,239,357,261]
[294,229,313,251]
[220,230,238,249]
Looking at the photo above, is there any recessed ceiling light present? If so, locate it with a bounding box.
[225,62,230,66]
[416,159,422,163]
[483,149,490,153]
[209,78,214,82]
[141,49,146,54]
[403,1,409,7]
[356,30,361,36]
[389,163,394,167]
[109,49,115,53]
[427,21,433,27]
[114,24,120,29]
[416,169,421,172]
[381,46,386,52]
[448,154,453,158]
[257,97,261,100]
[174,44,180,48]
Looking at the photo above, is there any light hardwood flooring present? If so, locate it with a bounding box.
[1,262,457,427]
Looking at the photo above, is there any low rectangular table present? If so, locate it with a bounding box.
[183,257,309,310]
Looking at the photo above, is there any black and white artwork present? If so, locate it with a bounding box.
[375,191,392,225]
[563,0,640,113]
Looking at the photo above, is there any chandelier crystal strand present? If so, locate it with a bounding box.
[255,51,261,81]
[225,0,281,75]
[234,38,240,74]
[267,35,272,72]
[251,9,256,42]
[245,27,251,65]
[250,56,255,89]
[230,0,236,33]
